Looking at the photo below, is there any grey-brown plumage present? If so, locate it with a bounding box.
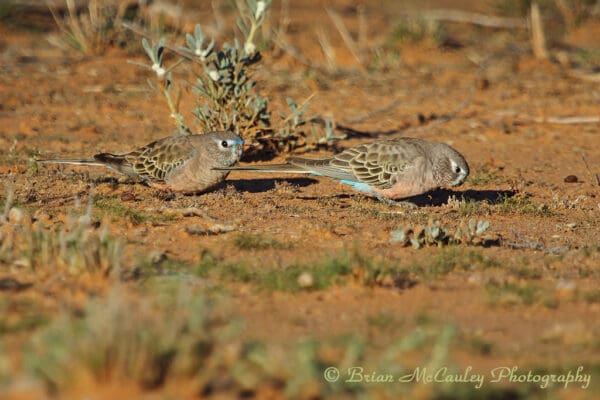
[217,137,469,200]
[38,131,244,193]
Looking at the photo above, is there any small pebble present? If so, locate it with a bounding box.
[297,272,314,288]
[564,175,578,183]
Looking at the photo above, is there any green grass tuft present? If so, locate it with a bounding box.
[233,233,292,250]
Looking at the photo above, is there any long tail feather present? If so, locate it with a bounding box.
[213,164,311,174]
[36,159,108,167]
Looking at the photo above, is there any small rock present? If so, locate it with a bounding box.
[566,222,577,229]
[297,272,314,288]
[564,175,578,183]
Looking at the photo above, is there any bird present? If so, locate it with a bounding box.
[215,137,469,202]
[38,131,244,194]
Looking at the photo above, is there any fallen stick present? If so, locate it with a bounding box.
[498,112,600,124]
[405,9,527,29]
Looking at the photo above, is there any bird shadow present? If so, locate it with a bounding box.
[406,189,517,207]
[228,177,319,193]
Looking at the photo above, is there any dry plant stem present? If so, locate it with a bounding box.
[357,4,367,53]
[274,32,320,68]
[348,78,476,130]
[346,95,404,124]
[496,111,600,124]
[530,2,550,60]
[316,28,337,72]
[211,0,225,34]
[160,74,191,134]
[1,187,15,223]
[277,0,291,37]
[580,154,597,187]
[280,93,317,126]
[326,7,367,72]
[407,9,527,29]
[554,0,576,31]
[566,69,600,82]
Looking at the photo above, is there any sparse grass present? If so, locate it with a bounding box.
[193,249,417,292]
[23,288,240,392]
[408,248,501,279]
[14,280,465,398]
[468,165,502,186]
[387,17,444,47]
[0,298,49,334]
[367,312,404,331]
[0,208,123,275]
[580,290,600,304]
[458,198,489,216]
[93,196,177,225]
[487,283,539,306]
[233,233,292,250]
[195,250,352,291]
[487,283,558,308]
[496,194,552,216]
[48,0,132,55]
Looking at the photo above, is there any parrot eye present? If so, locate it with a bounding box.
[454,165,461,174]
[221,140,229,148]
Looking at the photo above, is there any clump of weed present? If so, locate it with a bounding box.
[194,249,415,292]
[487,283,540,306]
[0,198,122,275]
[233,232,291,250]
[24,288,237,391]
[134,0,339,157]
[386,17,444,47]
[446,195,490,216]
[390,218,493,249]
[467,165,502,186]
[93,196,177,225]
[487,283,558,308]
[408,247,501,279]
[496,194,552,216]
[261,256,353,291]
[48,0,134,55]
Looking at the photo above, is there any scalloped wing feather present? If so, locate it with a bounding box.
[122,136,196,182]
[326,141,423,189]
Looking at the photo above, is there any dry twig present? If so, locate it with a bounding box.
[405,9,527,29]
[325,7,366,72]
[497,111,600,125]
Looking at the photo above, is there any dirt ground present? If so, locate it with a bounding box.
[1,0,599,399]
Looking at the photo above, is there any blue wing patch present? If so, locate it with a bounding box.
[340,180,375,195]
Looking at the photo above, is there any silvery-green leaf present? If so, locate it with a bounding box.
[410,237,421,249]
[390,230,407,243]
[476,220,490,235]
